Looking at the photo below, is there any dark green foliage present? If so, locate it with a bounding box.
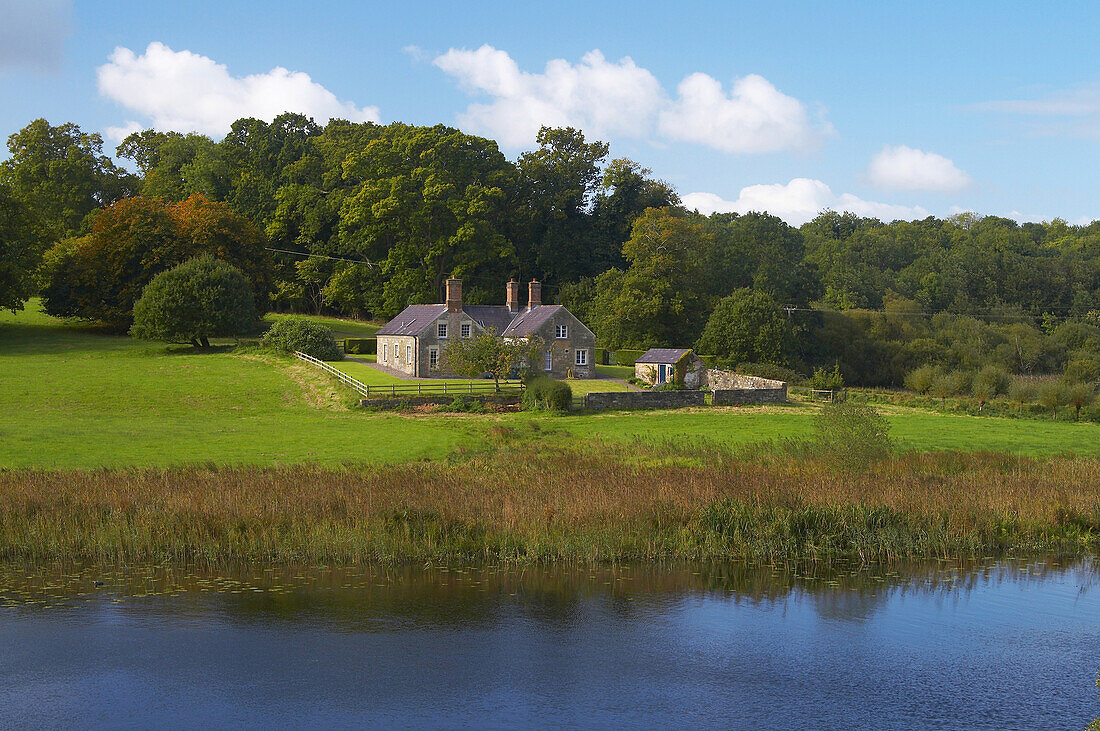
[130,256,259,347]
[0,184,41,312]
[808,363,844,390]
[697,288,790,367]
[439,396,485,413]
[522,376,573,411]
[812,401,894,470]
[440,328,541,391]
[261,317,342,360]
[343,337,376,355]
[612,349,646,366]
[904,364,942,394]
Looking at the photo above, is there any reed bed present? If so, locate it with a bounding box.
[1,441,1098,566]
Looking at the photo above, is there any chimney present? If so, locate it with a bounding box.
[528,278,541,309]
[445,277,462,312]
[506,279,520,312]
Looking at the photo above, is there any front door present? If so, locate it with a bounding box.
[657,364,667,384]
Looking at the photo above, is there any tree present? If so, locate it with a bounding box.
[0,119,136,243]
[261,316,342,360]
[972,365,1010,411]
[39,194,270,327]
[130,256,259,348]
[0,185,41,312]
[1008,379,1036,414]
[590,158,679,272]
[440,328,543,391]
[1066,382,1095,420]
[1038,381,1069,419]
[696,288,790,366]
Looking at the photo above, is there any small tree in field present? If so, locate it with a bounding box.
[1038,381,1069,419]
[1066,382,1095,421]
[1008,379,1036,414]
[130,256,259,348]
[441,329,543,392]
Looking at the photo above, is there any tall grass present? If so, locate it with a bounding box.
[1,442,1097,566]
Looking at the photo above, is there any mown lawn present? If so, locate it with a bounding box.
[264,311,381,339]
[3,302,1100,469]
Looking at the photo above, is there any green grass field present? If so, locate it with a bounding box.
[3,301,1100,469]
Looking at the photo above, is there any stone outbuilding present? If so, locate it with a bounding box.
[634,348,708,388]
[375,278,597,379]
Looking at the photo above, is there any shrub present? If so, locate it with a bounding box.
[522,376,573,412]
[904,364,942,394]
[262,317,343,360]
[613,349,646,367]
[736,361,803,384]
[130,256,259,348]
[812,400,894,470]
[808,363,844,390]
[439,396,485,413]
[343,337,376,355]
[1008,379,1037,413]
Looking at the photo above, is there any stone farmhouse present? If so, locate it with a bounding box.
[375,278,597,379]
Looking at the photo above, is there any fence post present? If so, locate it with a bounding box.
[418,383,421,395]
[444,382,448,394]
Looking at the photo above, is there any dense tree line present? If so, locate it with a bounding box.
[3,115,1100,387]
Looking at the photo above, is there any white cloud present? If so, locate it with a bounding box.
[434,46,663,148]
[866,145,970,192]
[0,0,71,72]
[97,42,380,138]
[432,45,827,152]
[972,84,1100,138]
[658,73,827,153]
[683,178,930,226]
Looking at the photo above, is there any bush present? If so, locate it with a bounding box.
[262,317,343,360]
[522,376,573,412]
[343,337,376,355]
[736,361,803,384]
[813,400,894,470]
[904,364,942,394]
[808,363,844,390]
[439,396,485,413]
[130,256,259,348]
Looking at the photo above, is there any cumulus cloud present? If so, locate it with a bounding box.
[432,45,827,151]
[658,73,827,153]
[682,178,930,226]
[0,0,71,72]
[866,145,970,192]
[434,46,663,148]
[97,42,380,139]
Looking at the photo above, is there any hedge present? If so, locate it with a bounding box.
[522,376,573,411]
[613,349,647,367]
[344,337,376,355]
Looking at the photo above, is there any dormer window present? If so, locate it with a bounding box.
[437,323,448,338]
[555,324,568,339]
[461,323,471,338]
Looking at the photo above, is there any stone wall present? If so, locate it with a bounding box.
[360,394,522,410]
[705,369,786,391]
[712,387,787,406]
[584,390,706,411]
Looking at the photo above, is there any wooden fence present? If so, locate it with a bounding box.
[294,351,523,397]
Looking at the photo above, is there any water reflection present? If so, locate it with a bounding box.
[0,559,1096,728]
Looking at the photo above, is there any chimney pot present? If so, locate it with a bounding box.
[528,278,542,309]
[506,279,520,312]
[446,277,462,312]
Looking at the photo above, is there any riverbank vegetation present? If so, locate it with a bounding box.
[0,441,1097,566]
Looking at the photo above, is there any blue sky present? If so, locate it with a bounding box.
[2,0,1098,224]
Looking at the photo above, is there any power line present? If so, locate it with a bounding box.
[780,305,1082,322]
[264,247,377,267]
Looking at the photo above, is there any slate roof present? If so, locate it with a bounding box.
[462,305,517,334]
[635,348,692,364]
[502,304,565,337]
[375,304,447,336]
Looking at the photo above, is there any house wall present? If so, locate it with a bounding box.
[527,310,596,379]
[376,335,417,376]
[414,310,483,377]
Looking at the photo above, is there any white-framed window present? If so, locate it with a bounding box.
[382,343,388,362]
[437,323,448,338]
[575,349,588,366]
[544,349,553,371]
[461,323,471,338]
[555,324,568,339]
[406,344,412,363]
[429,347,439,370]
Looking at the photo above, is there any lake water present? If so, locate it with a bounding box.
[0,559,1097,728]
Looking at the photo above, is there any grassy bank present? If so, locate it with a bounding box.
[2,442,1097,566]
